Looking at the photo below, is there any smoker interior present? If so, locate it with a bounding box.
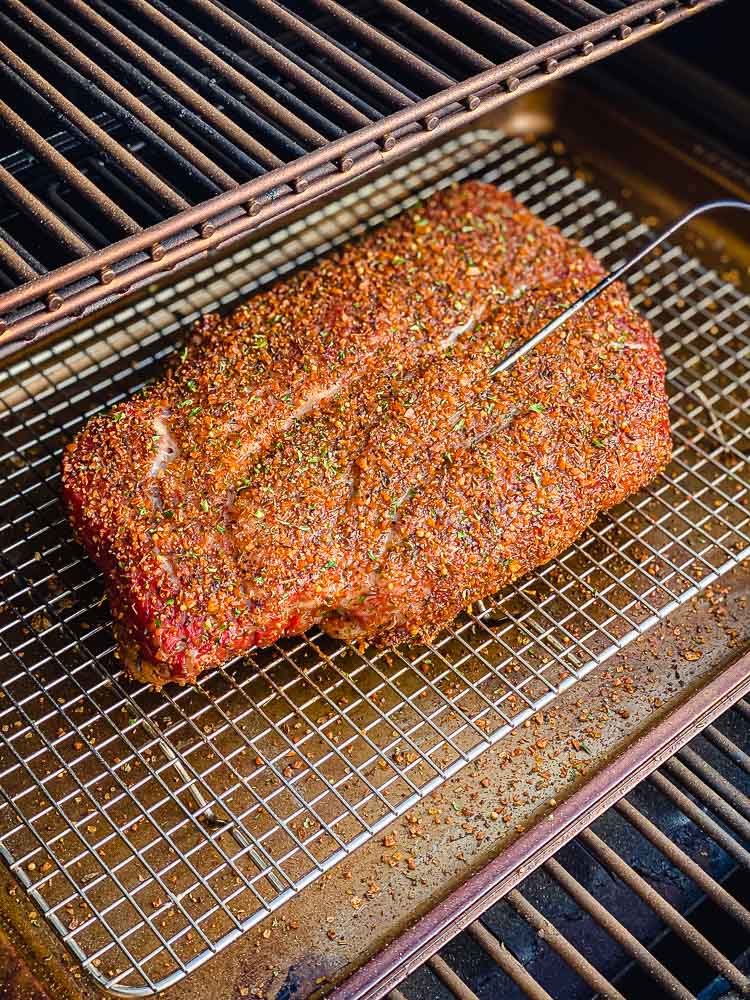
[0,0,718,347]
[1,68,749,996]
[392,697,750,1000]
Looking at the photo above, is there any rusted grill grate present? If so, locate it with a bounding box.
[0,0,721,347]
[0,130,748,995]
[388,698,750,1000]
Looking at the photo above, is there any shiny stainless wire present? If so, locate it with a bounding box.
[0,131,748,996]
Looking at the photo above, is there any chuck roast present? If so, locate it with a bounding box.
[61,182,671,688]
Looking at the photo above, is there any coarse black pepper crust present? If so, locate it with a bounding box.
[61,182,671,688]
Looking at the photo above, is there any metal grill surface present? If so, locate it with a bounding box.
[389,698,750,1000]
[0,0,720,347]
[0,130,748,996]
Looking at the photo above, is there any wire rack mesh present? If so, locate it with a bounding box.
[0,129,748,996]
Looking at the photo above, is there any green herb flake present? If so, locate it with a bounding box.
[254,509,265,519]
[186,379,198,392]
[592,438,606,449]
[323,558,337,570]
[532,469,542,488]
[529,402,546,414]
[112,412,125,423]
[200,499,210,512]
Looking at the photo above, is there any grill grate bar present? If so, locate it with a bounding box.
[223,0,414,112]
[1,129,747,994]
[578,827,749,992]
[615,798,750,936]
[371,0,494,72]
[9,0,238,194]
[75,0,288,169]
[19,0,267,193]
[428,955,482,1000]
[649,772,750,869]
[704,724,750,775]
[185,0,375,127]
[436,0,537,53]
[469,922,556,999]
[677,746,750,818]
[303,0,459,88]
[0,85,141,241]
[545,859,696,999]
[130,0,328,150]
[500,0,583,39]
[0,20,187,219]
[547,0,611,21]
[0,234,40,286]
[0,160,90,258]
[507,889,629,1000]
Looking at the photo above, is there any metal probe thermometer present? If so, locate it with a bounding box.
[489,199,750,379]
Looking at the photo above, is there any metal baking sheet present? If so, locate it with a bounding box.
[1,124,749,996]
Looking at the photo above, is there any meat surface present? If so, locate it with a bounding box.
[61,182,671,688]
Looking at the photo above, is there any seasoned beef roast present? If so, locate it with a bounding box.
[61,182,671,688]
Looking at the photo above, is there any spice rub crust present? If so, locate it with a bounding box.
[61,182,671,688]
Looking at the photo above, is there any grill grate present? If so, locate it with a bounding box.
[0,0,721,347]
[389,698,750,1000]
[1,129,749,996]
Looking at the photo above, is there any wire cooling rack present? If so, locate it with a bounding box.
[0,130,748,996]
